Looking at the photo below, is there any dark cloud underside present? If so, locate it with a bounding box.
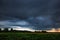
[0,0,60,30]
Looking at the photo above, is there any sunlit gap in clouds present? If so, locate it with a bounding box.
[46,28,60,32]
[13,26,35,32]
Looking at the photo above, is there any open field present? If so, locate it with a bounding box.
[0,32,60,40]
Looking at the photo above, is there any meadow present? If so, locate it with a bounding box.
[0,32,60,40]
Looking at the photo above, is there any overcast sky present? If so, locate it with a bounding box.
[0,0,60,30]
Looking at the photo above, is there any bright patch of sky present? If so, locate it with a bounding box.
[15,21,30,25]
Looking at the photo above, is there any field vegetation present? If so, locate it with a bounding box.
[0,32,60,40]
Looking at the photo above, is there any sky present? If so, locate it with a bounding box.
[0,0,60,30]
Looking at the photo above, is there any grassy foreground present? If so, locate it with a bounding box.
[0,32,60,40]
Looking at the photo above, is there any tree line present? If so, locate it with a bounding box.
[0,28,47,33]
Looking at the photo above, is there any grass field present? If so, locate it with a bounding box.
[0,32,60,40]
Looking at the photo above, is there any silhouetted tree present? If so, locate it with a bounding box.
[41,30,47,33]
[0,28,1,32]
[35,31,41,33]
[10,28,13,31]
[4,28,8,32]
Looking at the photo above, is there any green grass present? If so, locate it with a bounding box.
[0,32,60,40]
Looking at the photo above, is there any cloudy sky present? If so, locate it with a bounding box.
[0,0,60,30]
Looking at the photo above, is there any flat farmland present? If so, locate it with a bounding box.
[0,32,60,40]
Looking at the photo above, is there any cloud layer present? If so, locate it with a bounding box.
[0,0,60,30]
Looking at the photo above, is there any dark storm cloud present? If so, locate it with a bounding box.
[27,16,54,30]
[0,0,51,19]
[0,0,60,30]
